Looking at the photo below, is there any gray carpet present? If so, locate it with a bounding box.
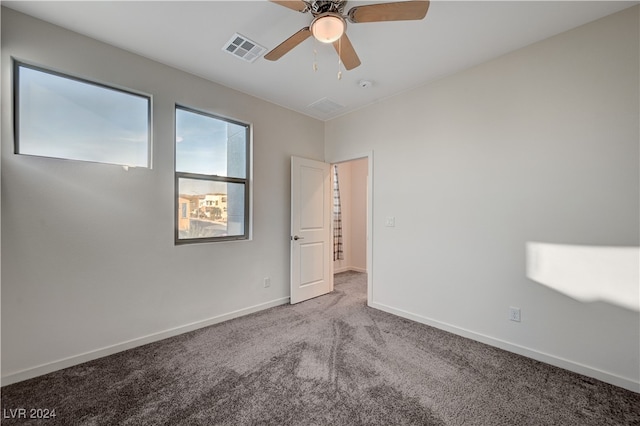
[2,271,639,425]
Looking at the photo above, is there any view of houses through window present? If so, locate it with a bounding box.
[175,106,249,243]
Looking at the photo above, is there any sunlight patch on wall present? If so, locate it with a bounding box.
[526,242,639,312]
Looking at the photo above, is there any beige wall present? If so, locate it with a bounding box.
[326,6,639,391]
[349,158,367,272]
[1,8,325,383]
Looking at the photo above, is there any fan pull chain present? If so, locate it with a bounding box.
[313,46,318,72]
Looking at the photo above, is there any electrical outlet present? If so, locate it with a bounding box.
[385,217,396,227]
[263,277,271,288]
[509,307,521,322]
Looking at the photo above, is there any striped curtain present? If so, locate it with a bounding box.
[333,165,344,261]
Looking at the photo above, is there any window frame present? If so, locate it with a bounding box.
[174,104,251,245]
[13,59,152,168]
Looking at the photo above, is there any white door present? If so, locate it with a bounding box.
[290,156,333,304]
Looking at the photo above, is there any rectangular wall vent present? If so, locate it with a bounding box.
[222,33,266,63]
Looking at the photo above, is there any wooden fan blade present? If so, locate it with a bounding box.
[332,33,361,70]
[269,0,308,13]
[348,1,430,23]
[264,27,312,61]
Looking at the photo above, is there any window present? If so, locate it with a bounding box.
[14,61,151,167]
[175,105,250,243]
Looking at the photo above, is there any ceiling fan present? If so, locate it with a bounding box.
[264,0,430,70]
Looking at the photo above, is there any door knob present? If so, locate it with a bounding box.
[293,235,304,241]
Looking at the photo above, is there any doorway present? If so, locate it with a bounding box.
[331,155,371,303]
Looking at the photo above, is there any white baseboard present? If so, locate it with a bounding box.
[334,266,367,274]
[6,296,636,393]
[1,297,290,387]
[370,301,640,394]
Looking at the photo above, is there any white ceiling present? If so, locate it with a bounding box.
[3,0,637,120]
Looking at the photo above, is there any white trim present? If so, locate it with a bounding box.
[370,301,640,394]
[1,297,290,387]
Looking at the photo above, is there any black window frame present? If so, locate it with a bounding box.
[174,104,251,244]
[13,60,152,168]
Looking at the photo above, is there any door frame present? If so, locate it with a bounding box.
[327,151,374,306]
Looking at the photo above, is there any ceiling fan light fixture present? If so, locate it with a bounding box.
[310,14,345,43]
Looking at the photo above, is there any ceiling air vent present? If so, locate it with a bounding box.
[222,33,266,63]
[307,97,345,115]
